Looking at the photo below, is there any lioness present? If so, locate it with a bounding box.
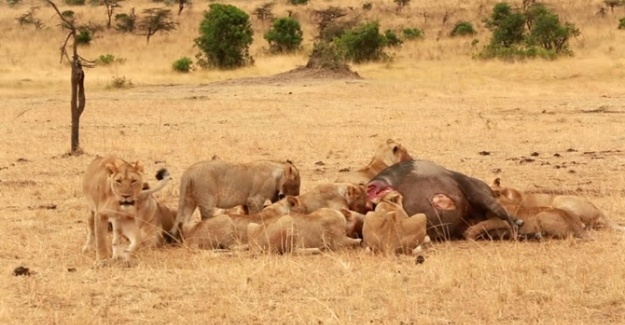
[336,139,413,185]
[464,203,588,240]
[247,206,362,254]
[183,215,237,250]
[292,182,370,214]
[362,189,429,255]
[82,156,172,264]
[491,178,624,231]
[171,159,301,238]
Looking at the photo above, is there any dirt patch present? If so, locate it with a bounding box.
[212,66,361,87]
[272,66,361,81]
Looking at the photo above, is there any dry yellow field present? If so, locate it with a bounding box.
[2,0,625,324]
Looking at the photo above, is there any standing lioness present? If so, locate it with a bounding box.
[83,156,171,264]
[171,160,300,238]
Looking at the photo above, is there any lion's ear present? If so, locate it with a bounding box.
[284,165,296,181]
[105,162,117,175]
[133,160,144,173]
[492,178,501,188]
[286,196,300,208]
[389,192,403,205]
[339,208,353,220]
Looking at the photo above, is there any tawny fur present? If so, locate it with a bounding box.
[247,207,362,254]
[171,160,301,237]
[464,202,589,240]
[491,178,624,231]
[336,139,413,185]
[288,182,370,214]
[362,190,429,255]
[82,156,172,264]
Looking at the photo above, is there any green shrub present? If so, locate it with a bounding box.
[480,2,579,60]
[485,2,526,47]
[7,0,21,7]
[61,10,75,19]
[336,22,388,63]
[402,27,423,40]
[264,17,303,53]
[65,0,85,5]
[306,41,348,70]
[115,13,136,32]
[195,4,253,69]
[384,29,403,47]
[450,21,476,37]
[289,0,308,5]
[362,2,372,11]
[172,57,193,73]
[527,8,579,54]
[75,29,92,45]
[619,17,625,30]
[97,54,125,65]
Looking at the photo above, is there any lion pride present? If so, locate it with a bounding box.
[82,156,172,265]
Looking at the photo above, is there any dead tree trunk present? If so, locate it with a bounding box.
[71,59,85,153]
[47,0,91,155]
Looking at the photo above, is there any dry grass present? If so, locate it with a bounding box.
[2,0,625,323]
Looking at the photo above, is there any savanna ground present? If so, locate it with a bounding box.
[2,0,625,323]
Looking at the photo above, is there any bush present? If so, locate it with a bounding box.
[264,17,303,53]
[619,17,625,30]
[336,22,389,63]
[527,7,579,54]
[362,3,372,11]
[75,29,92,45]
[115,13,136,32]
[384,29,403,47]
[172,57,193,73]
[402,27,423,40]
[97,54,125,65]
[480,2,579,60]
[306,41,348,70]
[485,3,526,47]
[108,75,133,89]
[65,0,85,5]
[450,21,476,37]
[7,0,21,6]
[289,0,308,5]
[195,4,253,69]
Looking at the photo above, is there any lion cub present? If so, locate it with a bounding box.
[362,189,429,255]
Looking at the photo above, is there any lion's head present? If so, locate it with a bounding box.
[373,139,413,167]
[278,160,301,199]
[106,160,144,208]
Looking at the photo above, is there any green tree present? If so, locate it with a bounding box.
[137,8,177,43]
[264,17,303,53]
[527,7,579,53]
[485,3,526,47]
[195,4,253,69]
